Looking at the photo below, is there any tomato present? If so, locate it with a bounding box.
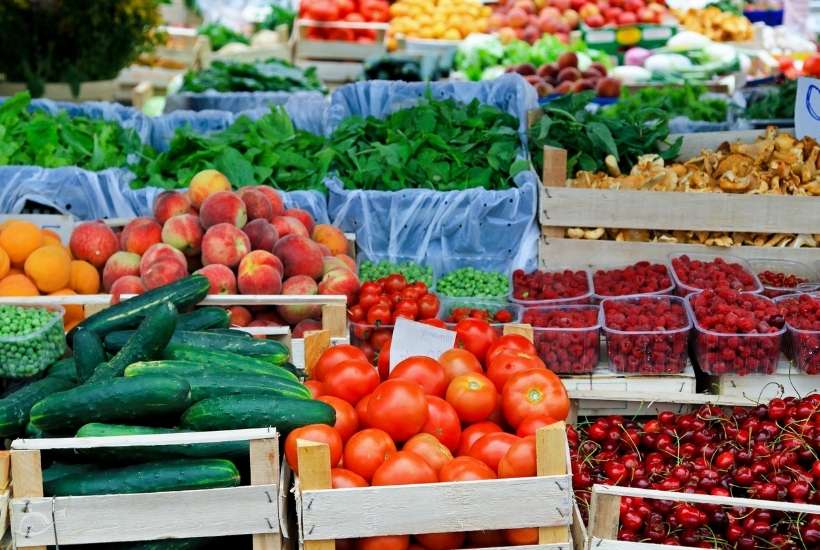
[369,328,392,352]
[438,348,482,383]
[372,450,438,485]
[505,527,538,545]
[403,433,453,473]
[394,300,419,321]
[285,424,343,473]
[420,318,447,329]
[384,273,407,293]
[457,421,502,456]
[358,292,381,312]
[466,530,507,547]
[804,54,820,77]
[367,379,429,442]
[343,428,396,482]
[468,432,519,472]
[486,334,537,365]
[414,532,465,550]
[389,356,447,397]
[377,338,392,380]
[420,396,461,452]
[438,456,496,481]
[445,373,497,423]
[367,304,392,326]
[400,286,423,302]
[358,341,376,364]
[314,345,368,382]
[357,535,409,550]
[304,379,325,399]
[388,292,402,306]
[516,414,559,437]
[331,468,368,488]
[360,0,390,21]
[502,368,569,428]
[455,319,498,362]
[410,281,427,293]
[417,293,440,319]
[323,359,380,405]
[306,0,339,21]
[335,0,355,16]
[486,351,545,392]
[348,304,365,323]
[356,393,372,428]
[318,396,359,442]
[498,435,536,478]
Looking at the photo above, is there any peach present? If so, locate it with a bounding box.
[253,186,284,218]
[276,275,321,324]
[161,214,203,256]
[153,191,193,224]
[292,318,322,338]
[102,251,141,292]
[336,254,356,272]
[142,259,187,290]
[318,268,360,303]
[322,256,350,276]
[110,275,146,304]
[273,234,324,280]
[237,251,283,295]
[238,188,273,221]
[243,219,279,251]
[120,218,162,255]
[140,243,187,275]
[312,224,348,256]
[316,244,332,257]
[228,305,252,327]
[69,221,119,268]
[201,223,250,268]
[199,191,247,229]
[271,216,308,239]
[188,169,231,209]
[254,310,284,324]
[283,208,314,234]
[194,264,237,295]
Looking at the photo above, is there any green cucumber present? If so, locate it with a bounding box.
[72,275,208,338]
[30,376,192,433]
[87,538,212,550]
[163,346,298,382]
[279,362,299,377]
[75,423,248,462]
[181,395,334,432]
[72,327,107,382]
[43,462,99,490]
[88,302,178,382]
[176,307,230,331]
[46,458,240,496]
[0,375,76,437]
[47,358,79,382]
[208,328,251,337]
[106,331,288,364]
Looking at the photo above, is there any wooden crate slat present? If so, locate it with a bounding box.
[300,474,572,540]
[12,427,277,450]
[714,359,820,400]
[589,539,691,550]
[10,485,278,547]
[473,545,572,550]
[0,294,347,307]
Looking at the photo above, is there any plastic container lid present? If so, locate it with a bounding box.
[668,252,763,295]
[508,269,593,307]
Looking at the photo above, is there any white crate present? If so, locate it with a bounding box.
[712,355,820,401]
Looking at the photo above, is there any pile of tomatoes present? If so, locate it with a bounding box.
[300,0,390,42]
[286,318,571,549]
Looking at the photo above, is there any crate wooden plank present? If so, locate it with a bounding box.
[300,474,572,540]
[12,427,277,450]
[295,60,362,83]
[0,80,115,102]
[713,357,820,401]
[473,546,571,550]
[589,540,690,550]
[293,19,387,62]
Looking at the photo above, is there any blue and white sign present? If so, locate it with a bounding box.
[795,77,820,139]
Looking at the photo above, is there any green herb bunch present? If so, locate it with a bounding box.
[604,84,729,123]
[180,58,325,94]
[745,79,797,120]
[259,5,296,33]
[197,22,249,51]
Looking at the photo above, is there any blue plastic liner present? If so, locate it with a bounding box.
[164,90,326,115]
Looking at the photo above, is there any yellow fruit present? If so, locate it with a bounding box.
[69,260,101,295]
[0,221,43,265]
[0,248,8,280]
[50,289,85,329]
[0,274,39,296]
[444,28,462,39]
[24,245,72,293]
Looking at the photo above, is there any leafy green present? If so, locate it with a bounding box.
[528,92,682,178]
[134,106,331,192]
[258,5,296,33]
[328,93,526,191]
[180,58,326,93]
[604,84,729,123]
[706,0,742,15]
[744,80,797,120]
[197,23,249,51]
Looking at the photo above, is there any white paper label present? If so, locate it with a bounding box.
[794,77,820,139]
[389,317,457,371]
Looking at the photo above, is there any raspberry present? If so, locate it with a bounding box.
[757,270,809,298]
[670,255,759,295]
[776,294,820,374]
[511,268,590,303]
[523,306,600,374]
[593,262,673,298]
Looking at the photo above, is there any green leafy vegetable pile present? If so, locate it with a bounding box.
[604,84,728,123]
[328,94,529,191]
[180,58,326,93]
[528,92,681,178]
[0,92,149,171]
[134,107,331,192]
[259,5,296,32]
[744,79,797,120]
[197,23,249,51]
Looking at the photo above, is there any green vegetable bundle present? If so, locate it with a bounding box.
[180,58,325,94]
[604,84,729,123]
[744,80,797,120]
[197,23,249,51]
[329,93,529,191]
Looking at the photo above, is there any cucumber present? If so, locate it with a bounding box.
[30,376,192,433]
[208,328,252,337]
[43,462,99,491]
[72,327,107,382]
[87,538,212,550]
[47,358,79,382]
[46,458,240,496]
[0,375,76,437]
[75,423,248,462]
[72,275,208,338]
[181,395,335,432]
[88,302,178,382]
[176,307,230,331]
[279,362,299,377]
[163,346,298,382]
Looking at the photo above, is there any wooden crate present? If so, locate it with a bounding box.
[8,428,285,549]
[711,355,820,401]
[0,80,116,102]
[292,19,388,62]
[587,484,820,550]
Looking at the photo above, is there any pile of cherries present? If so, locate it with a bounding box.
[570,396,820,549]
[777,294,820,374]
[511,268,589,302]
[671,255,759,294]
[522,306,599,374]
[593,262,673,297]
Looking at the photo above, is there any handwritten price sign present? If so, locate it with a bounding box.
[795,77,820,139]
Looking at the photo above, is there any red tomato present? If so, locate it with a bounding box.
[369,328,392,351]
[331,468,368,488]
[360,281,382,295]
[445,373,497,423]
[410,281,428,293]
[804,54,820,77]
[486,334,537,365]
[505,527,538,545]
[466,531,507,547]
[516,414,559,437]
[400,286,423,302]
[372,450,438,485]
[502,369,569,428]
[438,456,496,481]
[394,300,419,321]
[318,396,359,442]
[468,432,519,472]
[360,0,390,21]
[336,0,355,17]
[285,424,343,473]
[348,304,365,323]
[417,293,441,319]
[358,535,409,550]
[367,304,392,325]
[384,273,407,293]
[306,0,339,20]
[304,379,325,399]
[343,428,397,482]
[377,338,391,380]
[420,396,462,452]
[438,348,482,383]
[457,421,502,456]
[322,359,380,405]
[486,351,545,392]
[420,318,447,328]
[414,532,466,550]
[356,393,372,428]
[358,341,376,364]
[497,435,536,478]
[314,345,368,382]
[455,318,498,362]
[358,292,381,312]
[367,379,429,442]
[403,433,453,473]
[389,356,447,397]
